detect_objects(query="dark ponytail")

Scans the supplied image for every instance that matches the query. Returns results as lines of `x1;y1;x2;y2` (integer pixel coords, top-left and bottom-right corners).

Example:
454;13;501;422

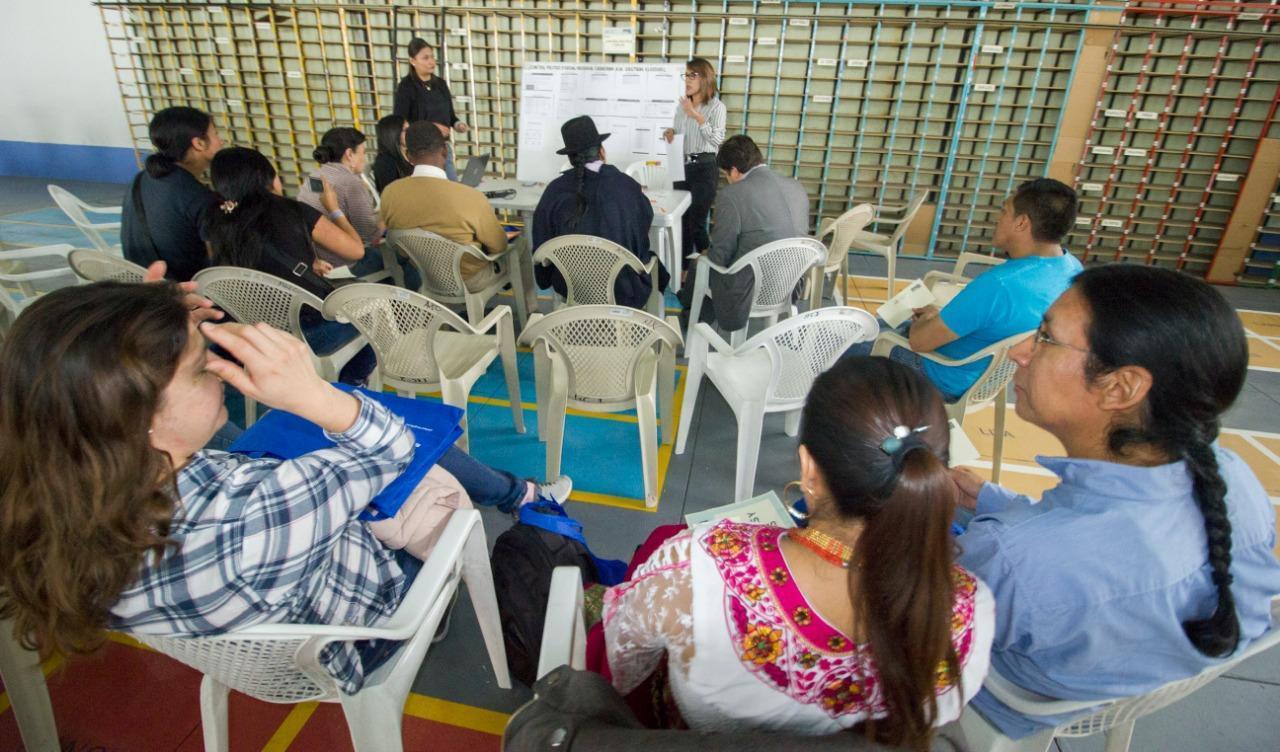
144;106;212;179
800;357;959;752
205;147;312;273
313;126;365;164
1074;264;1249;658
566;146;598;230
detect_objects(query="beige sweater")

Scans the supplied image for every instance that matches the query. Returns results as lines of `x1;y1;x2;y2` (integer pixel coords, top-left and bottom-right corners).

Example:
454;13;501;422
379;174;507;282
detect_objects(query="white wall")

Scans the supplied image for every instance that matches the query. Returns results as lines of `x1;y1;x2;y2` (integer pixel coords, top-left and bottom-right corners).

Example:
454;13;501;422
0;0;132;147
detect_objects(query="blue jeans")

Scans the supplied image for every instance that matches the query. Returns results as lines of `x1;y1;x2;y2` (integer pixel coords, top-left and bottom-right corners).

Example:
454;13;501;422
444;146;458;182
436;445;527;513
842;319;960;401
299;308;377;385
205;420;244;451
349;245;423;292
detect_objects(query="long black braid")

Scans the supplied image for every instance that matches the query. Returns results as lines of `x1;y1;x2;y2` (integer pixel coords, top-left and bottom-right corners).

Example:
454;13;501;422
1076;265;1248;658
566;146;599;231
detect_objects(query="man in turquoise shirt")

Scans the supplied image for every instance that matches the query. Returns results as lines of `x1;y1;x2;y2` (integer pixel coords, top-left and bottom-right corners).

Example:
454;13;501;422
899;178;1082;400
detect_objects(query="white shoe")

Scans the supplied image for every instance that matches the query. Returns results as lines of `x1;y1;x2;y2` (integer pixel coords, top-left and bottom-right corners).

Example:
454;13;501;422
536;475;573;504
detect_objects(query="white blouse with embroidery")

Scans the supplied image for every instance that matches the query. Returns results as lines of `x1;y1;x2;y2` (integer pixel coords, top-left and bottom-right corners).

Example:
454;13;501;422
602;521;995;734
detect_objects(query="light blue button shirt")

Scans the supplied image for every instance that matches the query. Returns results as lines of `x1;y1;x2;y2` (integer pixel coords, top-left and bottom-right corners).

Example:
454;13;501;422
957;447;1280;738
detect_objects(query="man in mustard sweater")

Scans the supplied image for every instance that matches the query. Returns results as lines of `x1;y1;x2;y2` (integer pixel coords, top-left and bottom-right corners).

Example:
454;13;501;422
379;121;507;291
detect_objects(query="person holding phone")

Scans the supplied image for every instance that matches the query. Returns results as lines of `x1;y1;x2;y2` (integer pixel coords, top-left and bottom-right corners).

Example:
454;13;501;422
298;127;420;289
663;58;727;260
393;38;467;181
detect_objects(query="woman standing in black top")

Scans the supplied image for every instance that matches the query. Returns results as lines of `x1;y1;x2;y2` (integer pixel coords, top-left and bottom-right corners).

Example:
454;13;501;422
371;115;412;194
203;147;375;386
393;38;467;179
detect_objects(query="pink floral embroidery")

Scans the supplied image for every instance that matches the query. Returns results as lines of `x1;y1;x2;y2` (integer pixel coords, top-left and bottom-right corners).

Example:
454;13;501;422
699;520;980;720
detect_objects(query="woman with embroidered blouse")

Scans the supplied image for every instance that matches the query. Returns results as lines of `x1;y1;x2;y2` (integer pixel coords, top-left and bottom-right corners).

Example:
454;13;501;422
603;356;994;750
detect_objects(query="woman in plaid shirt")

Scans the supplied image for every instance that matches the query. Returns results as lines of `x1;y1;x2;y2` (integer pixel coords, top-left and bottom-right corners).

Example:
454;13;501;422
0;281;558;693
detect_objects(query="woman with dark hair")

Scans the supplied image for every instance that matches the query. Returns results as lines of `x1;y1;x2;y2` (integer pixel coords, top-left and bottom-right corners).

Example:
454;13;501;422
954;264;1280;740
662;57;727;259
603;356;993;748
121;106;223;281
0;282;570;696
203;146;375;385
372;114;412;193
532;116;669;309
393;37;467;179
297;127;418;289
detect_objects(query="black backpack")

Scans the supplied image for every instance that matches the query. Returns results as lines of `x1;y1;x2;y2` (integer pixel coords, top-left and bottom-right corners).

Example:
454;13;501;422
491;522;600;687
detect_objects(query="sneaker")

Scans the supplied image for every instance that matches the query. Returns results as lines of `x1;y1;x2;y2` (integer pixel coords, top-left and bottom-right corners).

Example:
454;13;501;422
535;475;573;505
432;587;460;644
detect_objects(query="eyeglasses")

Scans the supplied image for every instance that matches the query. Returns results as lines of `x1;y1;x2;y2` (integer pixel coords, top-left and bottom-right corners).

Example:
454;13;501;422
1031;326;1088;354
681;72;701;79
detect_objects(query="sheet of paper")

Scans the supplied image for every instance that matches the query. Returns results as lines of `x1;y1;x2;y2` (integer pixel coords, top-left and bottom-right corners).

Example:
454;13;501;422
685;491;796;528
524;95;554;117
631;125;654;155
947;418;981;468
614;98;643;118
647;69;679;100
666;133;685;182
876;278;937;328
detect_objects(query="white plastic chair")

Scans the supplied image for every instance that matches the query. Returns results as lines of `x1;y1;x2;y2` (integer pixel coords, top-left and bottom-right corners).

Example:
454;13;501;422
848;192;928;302
0;618;59;752
0;244;78;338
686;237;826;347
132;509;510;752
68;248;147;283
624;160;678;294
677;307;880;501
811;203;874;308
387;229;518;326
624;159;671;193
871;328;1031;483
194;266;368;426
322;284;524;453
921;251;1005;308
960;599;1280;752
47;185;123;255
536;566;588;679
532;234;663;317
519;306;683;508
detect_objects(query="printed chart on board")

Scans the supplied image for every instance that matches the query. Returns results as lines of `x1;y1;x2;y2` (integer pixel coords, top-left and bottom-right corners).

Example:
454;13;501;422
516;61;684;184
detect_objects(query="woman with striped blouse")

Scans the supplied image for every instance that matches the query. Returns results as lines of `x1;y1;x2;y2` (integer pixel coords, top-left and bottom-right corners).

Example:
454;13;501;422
663;57;727;260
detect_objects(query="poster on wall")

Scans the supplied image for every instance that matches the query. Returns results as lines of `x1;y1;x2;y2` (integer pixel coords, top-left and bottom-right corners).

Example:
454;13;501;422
517;61;684;184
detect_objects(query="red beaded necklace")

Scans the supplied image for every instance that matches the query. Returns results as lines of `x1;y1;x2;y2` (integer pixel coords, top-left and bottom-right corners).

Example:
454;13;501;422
789;527;854;569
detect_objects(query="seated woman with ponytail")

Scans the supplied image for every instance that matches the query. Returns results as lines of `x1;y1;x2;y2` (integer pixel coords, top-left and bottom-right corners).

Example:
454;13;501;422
953;264;1280;739
532;116;670;309
203;146;376;385
121;106;223;281
602;357;994;749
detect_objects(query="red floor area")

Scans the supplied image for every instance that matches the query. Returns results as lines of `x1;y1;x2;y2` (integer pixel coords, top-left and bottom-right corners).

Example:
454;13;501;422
0;640;502;752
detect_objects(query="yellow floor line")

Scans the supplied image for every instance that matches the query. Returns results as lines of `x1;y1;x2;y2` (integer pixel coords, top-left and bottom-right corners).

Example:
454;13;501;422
260;701;320;752
402;693;509;736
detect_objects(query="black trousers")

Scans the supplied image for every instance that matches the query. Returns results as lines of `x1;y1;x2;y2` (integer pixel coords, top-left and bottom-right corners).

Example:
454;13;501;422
674;159;718;257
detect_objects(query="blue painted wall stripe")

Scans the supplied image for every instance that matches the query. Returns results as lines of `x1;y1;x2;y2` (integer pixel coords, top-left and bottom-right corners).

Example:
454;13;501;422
0;141;138;185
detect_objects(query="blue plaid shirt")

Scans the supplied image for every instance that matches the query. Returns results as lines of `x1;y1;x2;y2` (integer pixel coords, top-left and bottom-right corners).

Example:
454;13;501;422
110;393;416;694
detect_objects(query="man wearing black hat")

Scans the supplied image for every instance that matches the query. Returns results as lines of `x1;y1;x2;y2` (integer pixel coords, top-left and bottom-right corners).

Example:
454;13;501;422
532;116;670;309
379;121;508;291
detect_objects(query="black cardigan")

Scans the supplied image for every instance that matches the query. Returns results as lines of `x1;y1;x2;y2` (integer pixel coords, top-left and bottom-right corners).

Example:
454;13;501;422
392;73;459;127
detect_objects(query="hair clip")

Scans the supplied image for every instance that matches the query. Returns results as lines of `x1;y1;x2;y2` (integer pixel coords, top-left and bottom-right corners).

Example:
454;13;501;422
880;424;929;455
219;200;238;215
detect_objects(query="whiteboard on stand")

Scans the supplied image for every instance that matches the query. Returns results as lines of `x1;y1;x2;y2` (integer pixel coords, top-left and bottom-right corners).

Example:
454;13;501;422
517;61;685;185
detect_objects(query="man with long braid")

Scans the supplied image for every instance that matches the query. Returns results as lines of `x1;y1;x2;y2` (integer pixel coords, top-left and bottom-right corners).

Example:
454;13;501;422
532;116;668;309
951;264;1280;740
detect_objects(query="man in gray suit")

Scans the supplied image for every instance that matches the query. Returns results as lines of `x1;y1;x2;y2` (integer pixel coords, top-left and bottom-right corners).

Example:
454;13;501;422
678;134;811;332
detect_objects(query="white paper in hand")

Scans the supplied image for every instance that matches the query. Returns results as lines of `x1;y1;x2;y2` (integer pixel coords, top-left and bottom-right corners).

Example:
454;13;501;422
947;418;981;468
876;278;937;329
684;490;796;528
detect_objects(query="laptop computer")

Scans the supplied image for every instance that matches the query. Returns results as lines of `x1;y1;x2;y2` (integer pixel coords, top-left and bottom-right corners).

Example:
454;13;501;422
458;153;490;187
